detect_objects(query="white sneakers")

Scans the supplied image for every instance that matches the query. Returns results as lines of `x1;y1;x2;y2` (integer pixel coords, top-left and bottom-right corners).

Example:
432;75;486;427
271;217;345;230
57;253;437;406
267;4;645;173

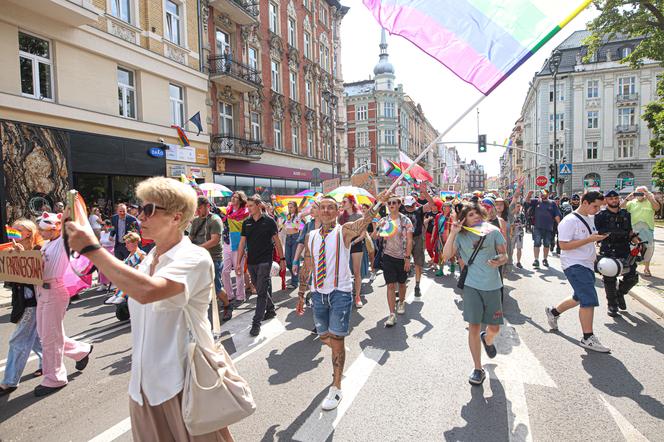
544;307;559;331
321;386;343;411
105;294;126;305
355;299;363;308
396;301;406;315
580;335;610;353
385;313;397;327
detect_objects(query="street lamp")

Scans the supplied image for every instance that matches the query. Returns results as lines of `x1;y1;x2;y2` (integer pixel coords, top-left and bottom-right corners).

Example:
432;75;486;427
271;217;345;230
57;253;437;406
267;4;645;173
548;49;562;194
322;90;339;178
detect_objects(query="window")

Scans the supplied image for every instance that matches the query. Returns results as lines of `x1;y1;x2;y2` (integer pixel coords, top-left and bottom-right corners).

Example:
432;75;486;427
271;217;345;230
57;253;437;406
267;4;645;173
305;80;313;107
549;83;564;101
618;107;635;126
303;32;311;59
356;104;367;120
269;2;278;33
618;77;636;96
383;102;395;118
248;47;258;71
274;120;283;150
250;112;261;141
170;84;185;126
384;129;396;145
219;101;233;135
549;143;563;162
19;32;53;100
586;141;598;159
289;71;298;100
319;4;328;26
618;139;634;158
356;130;369;148
319;44;329;71
549;113;564;131
621;47;632;58
117;67;136;118
215;30;229;57
307;128;314;157
288;18;296;47
587;80;599;98
111;0;131;22
587;111;599;129
271;60;281;92
165;1;181;46
291;126;300;154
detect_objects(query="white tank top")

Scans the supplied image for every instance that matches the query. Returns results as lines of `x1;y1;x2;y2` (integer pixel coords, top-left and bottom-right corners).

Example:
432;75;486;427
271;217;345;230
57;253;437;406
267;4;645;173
308;224;352;294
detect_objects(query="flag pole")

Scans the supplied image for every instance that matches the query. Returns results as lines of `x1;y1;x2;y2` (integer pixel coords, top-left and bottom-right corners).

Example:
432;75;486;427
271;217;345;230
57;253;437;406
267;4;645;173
381;93;488;201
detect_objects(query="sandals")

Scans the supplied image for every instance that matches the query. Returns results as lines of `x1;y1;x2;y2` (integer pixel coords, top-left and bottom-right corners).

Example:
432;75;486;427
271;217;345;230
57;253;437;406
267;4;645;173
643;270;652;277
33;369;43;377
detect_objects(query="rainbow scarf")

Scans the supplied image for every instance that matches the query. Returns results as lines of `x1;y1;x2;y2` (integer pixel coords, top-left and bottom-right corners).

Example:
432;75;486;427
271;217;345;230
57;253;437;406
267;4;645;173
221;206;249;251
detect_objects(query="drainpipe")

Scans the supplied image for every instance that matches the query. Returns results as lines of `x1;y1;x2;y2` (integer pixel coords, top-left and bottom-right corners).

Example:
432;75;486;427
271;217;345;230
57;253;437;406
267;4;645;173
197;0;204;72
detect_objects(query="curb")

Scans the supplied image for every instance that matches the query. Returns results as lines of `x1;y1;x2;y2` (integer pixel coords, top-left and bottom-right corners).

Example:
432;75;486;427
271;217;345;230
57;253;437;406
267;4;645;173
629;285;664;318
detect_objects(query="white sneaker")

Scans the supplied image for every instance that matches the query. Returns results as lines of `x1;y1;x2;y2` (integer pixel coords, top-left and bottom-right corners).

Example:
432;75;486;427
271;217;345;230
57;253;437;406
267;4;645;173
580;335;610;353
355;299;363;308
385;313;397;327
111;295;126;305
321;386;343;411
545;307;559;331
396;301;406;315
104;295;117;305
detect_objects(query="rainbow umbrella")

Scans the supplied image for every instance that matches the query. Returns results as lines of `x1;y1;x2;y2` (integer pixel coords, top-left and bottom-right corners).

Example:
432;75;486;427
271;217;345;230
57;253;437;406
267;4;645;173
327;186;376;206
199;182;233;198
296;189;318;197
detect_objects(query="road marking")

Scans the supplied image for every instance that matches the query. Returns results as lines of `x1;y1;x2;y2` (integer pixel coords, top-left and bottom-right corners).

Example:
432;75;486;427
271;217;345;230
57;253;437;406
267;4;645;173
598;394;649;441
88;418;132;442
488;321;557;442
292;346;385;442
405;277;433;304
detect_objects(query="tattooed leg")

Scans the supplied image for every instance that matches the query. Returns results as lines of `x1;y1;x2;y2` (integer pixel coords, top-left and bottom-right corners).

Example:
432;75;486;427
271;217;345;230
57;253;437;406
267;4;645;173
329;335;346;389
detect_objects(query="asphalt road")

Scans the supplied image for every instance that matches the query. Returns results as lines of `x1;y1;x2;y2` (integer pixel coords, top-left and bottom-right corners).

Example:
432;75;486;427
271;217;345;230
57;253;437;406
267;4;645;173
1;236;663;442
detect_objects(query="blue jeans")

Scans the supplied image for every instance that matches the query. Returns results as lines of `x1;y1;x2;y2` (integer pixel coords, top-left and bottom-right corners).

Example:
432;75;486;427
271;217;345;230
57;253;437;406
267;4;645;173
3;306;43;387
311;290;353;337
285;233;299;286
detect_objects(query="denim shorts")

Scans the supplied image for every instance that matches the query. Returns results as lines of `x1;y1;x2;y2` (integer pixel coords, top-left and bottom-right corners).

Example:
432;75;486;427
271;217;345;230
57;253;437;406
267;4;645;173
564;264;599;307
311;290;353;337
213;260;223;294
532;227;553;248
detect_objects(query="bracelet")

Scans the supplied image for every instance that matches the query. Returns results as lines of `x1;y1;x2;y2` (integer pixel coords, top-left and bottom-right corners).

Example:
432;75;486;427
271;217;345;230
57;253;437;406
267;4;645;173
80;243;102;255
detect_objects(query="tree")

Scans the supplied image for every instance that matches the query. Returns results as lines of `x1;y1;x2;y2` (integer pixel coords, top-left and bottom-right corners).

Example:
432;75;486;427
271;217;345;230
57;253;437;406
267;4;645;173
585;1;664;190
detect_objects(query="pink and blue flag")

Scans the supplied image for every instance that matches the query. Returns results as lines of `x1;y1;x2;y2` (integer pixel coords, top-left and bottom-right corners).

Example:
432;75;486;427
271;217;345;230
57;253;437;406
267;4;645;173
363;0;592;95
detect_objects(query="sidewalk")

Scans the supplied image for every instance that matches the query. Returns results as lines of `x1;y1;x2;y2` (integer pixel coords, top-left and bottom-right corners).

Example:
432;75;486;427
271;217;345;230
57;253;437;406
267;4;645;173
629;225;664;318
1;285;10;308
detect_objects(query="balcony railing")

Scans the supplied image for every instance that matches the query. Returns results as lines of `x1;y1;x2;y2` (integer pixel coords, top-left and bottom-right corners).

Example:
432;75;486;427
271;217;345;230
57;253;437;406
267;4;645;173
616;93;639;103
616;124;638;134
208;56;261;93
209;0;259;25
210;134;263;160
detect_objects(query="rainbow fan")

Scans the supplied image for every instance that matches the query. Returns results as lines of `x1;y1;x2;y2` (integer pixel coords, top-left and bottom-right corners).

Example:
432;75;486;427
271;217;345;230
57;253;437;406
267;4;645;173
379;220;398;238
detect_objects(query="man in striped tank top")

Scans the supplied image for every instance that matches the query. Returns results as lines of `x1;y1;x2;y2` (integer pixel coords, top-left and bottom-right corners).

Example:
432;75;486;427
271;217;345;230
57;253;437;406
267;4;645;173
297;191;390;411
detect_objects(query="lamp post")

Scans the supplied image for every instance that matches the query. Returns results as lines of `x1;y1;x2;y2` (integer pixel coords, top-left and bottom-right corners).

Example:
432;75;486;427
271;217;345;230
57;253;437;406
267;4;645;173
548;49;562;195
322;90;339;179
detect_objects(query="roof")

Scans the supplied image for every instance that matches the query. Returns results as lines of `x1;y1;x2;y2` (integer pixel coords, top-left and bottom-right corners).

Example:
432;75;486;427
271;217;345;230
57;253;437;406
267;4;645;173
344;80;374;96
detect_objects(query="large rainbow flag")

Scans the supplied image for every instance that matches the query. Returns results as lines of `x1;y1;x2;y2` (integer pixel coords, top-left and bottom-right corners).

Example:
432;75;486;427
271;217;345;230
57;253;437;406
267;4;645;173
363;0;592;95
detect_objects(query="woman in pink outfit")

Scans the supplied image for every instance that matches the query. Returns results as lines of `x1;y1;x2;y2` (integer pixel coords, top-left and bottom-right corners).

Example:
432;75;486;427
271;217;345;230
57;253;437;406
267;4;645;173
34;212;93;397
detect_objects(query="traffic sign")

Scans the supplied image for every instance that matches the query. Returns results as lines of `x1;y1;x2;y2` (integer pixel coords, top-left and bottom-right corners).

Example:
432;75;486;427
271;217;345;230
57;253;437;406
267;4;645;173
536;175;548;187
559;163;573;175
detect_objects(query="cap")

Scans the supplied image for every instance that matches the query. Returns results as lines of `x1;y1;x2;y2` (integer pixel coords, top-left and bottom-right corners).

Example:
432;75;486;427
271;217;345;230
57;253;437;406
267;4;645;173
571;194;581;200
604;189;620;198
481;197;495;207
404;196;417;207
495;197;505;203
197;196;210;206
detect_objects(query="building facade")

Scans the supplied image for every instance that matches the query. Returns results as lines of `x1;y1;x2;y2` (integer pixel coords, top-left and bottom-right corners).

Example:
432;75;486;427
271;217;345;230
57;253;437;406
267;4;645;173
205;0;348;196
519;30;662;194
466;159;486;191
344;29;438;190
0;0;210;223
436;143;465;193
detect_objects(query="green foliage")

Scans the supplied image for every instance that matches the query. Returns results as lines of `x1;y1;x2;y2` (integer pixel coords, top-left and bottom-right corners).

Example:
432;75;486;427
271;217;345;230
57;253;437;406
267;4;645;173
652;157;664;191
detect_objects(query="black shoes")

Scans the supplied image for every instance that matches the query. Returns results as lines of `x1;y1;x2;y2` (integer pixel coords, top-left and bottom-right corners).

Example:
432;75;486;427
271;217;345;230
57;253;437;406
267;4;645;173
618;295;627;310
0;386;17;396
250;323;261;337
532;260;540;269
516;262;523;269
34;384;66;397
222;304;233;322
468;368;486;386
414;285;421;297
480;331;497;358
607;305;619;317
76;345;93;371
263;310;277;321
542;259;549;267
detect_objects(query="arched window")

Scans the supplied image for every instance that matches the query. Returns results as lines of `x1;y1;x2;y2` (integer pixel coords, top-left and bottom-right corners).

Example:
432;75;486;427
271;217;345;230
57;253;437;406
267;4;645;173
617;171;634;190
584;172;601;188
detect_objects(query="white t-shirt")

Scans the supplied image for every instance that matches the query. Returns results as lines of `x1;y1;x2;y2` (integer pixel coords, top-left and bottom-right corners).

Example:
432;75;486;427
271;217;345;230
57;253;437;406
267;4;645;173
89;214;101;230
558;211;597;270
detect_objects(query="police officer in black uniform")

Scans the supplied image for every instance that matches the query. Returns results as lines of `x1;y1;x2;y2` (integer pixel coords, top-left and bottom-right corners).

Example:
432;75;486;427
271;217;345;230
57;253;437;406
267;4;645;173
594;190;640;317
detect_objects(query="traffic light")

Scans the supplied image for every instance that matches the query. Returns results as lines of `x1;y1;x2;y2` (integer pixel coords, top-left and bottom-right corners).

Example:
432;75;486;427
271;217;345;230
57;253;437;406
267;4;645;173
478;134;487;153
549;164;556;184
550;176;556;184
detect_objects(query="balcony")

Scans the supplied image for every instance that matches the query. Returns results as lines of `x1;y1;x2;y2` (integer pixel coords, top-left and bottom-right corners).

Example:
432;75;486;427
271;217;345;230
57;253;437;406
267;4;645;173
616;93;639;105
616;124;638;134
209;0;259;25
210;134;263;161
7;0;100;26
208;57;261;93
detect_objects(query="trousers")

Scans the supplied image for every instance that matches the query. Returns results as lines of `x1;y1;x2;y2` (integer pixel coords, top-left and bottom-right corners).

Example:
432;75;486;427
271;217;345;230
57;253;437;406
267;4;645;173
248;262;274;326
603;262;638;307
2;306;42;387
36;282;91;387
222;247;245;301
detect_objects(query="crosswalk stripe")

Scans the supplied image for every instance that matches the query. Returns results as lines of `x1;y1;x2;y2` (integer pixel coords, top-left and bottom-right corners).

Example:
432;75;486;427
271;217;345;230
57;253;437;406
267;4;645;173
598;394;649;441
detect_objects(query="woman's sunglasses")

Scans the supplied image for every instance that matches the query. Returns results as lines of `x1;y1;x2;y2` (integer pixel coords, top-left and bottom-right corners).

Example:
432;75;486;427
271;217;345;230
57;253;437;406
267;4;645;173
387;201;400;206
143;203;166;218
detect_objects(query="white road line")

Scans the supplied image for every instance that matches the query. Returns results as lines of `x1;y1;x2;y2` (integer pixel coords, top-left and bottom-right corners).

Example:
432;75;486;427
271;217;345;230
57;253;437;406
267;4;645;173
598;394;649;442
88;418;132;442
292;346;385;442
406;277;433;304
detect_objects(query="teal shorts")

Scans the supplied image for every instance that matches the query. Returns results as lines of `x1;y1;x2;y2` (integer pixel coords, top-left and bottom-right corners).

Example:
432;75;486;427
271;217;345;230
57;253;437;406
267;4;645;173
462;286;504;325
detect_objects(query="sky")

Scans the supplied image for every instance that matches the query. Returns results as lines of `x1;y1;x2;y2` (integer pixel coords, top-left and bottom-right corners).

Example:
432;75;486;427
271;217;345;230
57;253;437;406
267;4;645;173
339;2;600;177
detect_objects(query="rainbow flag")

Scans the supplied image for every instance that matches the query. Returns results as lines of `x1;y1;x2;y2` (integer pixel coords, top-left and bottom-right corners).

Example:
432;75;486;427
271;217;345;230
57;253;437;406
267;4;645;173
363;0;592;95
171;125;190;146
5;226;21;240
383;159;413;183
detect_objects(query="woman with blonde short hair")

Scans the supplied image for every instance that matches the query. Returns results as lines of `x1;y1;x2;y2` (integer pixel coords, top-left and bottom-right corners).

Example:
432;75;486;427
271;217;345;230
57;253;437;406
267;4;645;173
65;177;234;441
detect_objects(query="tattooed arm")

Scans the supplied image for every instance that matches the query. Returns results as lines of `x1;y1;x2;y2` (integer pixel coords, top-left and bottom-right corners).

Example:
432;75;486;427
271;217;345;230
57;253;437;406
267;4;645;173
342;190;390;247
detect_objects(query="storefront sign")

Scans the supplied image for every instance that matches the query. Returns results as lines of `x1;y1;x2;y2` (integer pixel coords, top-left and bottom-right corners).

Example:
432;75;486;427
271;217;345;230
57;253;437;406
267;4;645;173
608;163;644;170
189;167;203;177
0;249;43;285
170;164;187;177
147;147;165;158
166;144;196;163
195;148;208;165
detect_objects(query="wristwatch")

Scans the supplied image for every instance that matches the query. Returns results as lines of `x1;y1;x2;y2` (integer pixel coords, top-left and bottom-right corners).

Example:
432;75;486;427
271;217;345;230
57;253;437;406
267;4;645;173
80;243;102;255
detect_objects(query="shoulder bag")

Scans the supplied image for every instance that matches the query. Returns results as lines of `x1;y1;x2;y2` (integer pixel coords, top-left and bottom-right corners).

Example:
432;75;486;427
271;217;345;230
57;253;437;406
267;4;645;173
457;235;486;290
181;274;256;436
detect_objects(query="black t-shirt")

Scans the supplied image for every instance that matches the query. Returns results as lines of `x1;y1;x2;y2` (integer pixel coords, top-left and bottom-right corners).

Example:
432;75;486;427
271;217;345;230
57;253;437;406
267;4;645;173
241;214;278;265
401;206;425;236
424;211;436;234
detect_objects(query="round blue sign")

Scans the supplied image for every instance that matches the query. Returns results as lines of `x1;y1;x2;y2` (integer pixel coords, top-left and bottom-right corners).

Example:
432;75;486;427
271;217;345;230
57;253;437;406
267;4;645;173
148;147;165;158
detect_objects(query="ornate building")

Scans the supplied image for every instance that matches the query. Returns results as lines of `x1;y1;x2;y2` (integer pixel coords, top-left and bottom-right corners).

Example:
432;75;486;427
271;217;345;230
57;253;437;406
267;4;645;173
204;0;348;195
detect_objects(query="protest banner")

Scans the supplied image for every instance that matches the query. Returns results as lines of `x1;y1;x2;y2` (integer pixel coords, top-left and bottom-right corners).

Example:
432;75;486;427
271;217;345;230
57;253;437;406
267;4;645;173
0;249;43;285
322;178;341;194
350;172;378;197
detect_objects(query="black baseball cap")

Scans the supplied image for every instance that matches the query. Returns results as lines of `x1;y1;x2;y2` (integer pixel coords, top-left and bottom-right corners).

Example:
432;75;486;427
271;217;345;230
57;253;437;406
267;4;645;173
604;190;620;198
571;194;580;200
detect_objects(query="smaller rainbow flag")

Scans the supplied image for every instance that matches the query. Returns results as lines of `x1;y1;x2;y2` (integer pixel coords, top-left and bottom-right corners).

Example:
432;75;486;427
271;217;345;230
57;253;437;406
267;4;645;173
383;159;413;183
5;226;21;240
171;125;190;146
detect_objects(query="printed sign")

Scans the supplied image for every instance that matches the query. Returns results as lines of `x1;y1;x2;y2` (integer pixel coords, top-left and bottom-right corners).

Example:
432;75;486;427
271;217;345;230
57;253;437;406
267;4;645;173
0;249;43;285
165;144;196;163
350;172;378;197
536;176;548;187
322;178;341;194
147;147;165;158
559;163;572;175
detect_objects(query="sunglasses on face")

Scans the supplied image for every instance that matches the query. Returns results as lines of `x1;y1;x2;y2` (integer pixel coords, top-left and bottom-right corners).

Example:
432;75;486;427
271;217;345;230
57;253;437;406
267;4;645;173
143;203;166;218
388;201;400;206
